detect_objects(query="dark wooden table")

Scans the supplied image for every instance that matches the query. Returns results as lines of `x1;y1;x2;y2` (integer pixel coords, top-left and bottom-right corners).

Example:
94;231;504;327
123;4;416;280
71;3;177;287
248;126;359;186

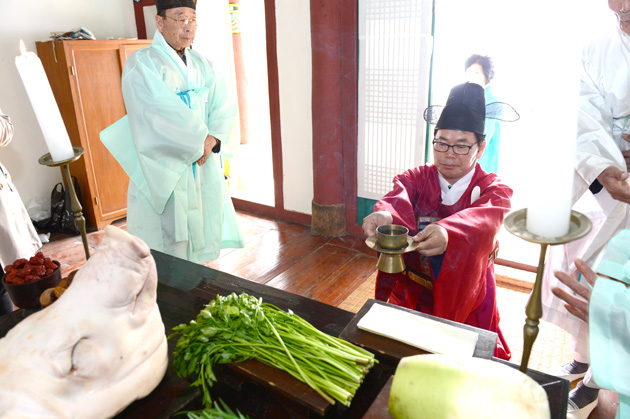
0;250;568;418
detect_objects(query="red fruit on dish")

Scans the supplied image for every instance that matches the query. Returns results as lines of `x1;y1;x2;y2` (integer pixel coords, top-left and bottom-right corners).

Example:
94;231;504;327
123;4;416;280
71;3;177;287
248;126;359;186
44;260;58;270
2;253;59;287
13;258;27;269
33;265;47;277
29;256;45;266
5;270;17;284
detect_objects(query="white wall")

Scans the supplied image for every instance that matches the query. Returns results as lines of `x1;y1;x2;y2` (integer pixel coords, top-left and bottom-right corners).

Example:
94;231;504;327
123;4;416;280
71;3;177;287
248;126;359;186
0;0;314;219
0;0;136;208
275;0;314;215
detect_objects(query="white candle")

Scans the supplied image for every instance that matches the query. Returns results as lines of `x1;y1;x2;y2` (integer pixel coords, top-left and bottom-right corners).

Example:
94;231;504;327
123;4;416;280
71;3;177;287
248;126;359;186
525;7;579;238
15;40;75;162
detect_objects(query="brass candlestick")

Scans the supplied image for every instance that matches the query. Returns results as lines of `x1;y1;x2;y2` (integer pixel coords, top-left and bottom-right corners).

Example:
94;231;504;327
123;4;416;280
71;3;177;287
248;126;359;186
38;146;90;260
504;208;591;372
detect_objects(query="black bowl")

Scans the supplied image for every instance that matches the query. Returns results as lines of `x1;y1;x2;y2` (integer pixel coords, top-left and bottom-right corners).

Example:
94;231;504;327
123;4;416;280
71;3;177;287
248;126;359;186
1;261;62;309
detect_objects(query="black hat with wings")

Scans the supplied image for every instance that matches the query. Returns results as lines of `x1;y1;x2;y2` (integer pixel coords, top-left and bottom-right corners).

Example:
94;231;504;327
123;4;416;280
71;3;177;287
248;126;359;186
424;82;520;136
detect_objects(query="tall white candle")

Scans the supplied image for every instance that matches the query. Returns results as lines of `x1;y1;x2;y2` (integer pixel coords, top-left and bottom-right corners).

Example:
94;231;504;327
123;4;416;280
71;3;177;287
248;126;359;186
525;6;579;238
15;40;75;162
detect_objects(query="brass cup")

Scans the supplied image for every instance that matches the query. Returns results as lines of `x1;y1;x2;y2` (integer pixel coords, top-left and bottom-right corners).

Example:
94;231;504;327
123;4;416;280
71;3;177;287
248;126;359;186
376;224;409;250
376;253;406;274
374;224;409;274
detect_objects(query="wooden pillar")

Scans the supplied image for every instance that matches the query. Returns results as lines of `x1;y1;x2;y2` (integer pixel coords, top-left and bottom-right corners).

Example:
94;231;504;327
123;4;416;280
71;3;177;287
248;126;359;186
229;0;250;145
310;0;345;236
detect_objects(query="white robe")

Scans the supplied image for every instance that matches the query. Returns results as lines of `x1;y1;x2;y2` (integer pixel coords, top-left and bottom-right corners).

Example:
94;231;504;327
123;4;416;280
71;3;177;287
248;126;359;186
101;31;243;263
541;26;630;348
0;110;41;268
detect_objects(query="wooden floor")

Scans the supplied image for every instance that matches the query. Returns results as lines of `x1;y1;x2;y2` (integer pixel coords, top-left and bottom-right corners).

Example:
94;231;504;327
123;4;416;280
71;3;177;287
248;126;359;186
42;210;379;308
204;211;378;307
39;209;618;419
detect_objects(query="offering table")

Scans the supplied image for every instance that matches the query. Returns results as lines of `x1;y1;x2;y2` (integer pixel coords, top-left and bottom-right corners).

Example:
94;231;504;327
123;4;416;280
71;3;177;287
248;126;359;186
0;250;568;418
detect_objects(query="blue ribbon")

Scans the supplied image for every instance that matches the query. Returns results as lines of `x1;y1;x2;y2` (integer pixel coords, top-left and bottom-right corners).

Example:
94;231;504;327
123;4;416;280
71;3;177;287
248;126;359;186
177;89;196;178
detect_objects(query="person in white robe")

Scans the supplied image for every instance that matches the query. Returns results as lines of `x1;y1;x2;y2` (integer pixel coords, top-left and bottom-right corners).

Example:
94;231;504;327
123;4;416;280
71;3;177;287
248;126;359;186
552;229;630;419
101;0;244;263
0;108;42;314
542;1;630;417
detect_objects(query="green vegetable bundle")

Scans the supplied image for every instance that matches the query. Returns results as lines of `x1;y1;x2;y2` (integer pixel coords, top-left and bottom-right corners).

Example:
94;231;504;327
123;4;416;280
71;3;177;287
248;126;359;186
181;399;251;419
170;292;376;407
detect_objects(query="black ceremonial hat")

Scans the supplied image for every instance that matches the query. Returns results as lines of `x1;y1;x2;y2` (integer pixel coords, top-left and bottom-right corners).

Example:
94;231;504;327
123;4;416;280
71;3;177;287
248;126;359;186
156;0;197;13
437;83;486;135
424;82;520;136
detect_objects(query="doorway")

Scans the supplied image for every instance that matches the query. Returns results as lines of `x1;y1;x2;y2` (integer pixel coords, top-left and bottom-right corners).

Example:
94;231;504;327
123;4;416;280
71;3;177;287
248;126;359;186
222;1;275;207
195;1;275;207
132;1;276;208
430;0;617;269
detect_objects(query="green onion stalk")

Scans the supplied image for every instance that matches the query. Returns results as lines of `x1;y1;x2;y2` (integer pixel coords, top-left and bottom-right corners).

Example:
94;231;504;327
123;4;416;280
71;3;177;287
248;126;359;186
178;399;251;419
169;292;377;408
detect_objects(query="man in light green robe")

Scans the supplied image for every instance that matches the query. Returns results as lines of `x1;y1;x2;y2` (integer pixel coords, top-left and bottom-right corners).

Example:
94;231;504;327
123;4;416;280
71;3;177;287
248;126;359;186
101;0;243;263
553;229;630;419
589;230;630;419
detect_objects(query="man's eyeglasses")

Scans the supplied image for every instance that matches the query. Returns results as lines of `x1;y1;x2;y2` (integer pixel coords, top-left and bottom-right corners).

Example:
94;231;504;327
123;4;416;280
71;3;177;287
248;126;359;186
432;140;478;155
166;16;198;28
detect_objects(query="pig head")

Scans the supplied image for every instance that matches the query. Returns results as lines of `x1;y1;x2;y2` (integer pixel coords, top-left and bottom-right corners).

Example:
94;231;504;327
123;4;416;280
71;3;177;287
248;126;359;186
0;226;168;419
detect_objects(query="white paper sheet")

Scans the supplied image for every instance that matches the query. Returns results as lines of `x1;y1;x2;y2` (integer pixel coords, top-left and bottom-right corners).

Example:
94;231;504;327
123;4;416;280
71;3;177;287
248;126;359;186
357;303;479;357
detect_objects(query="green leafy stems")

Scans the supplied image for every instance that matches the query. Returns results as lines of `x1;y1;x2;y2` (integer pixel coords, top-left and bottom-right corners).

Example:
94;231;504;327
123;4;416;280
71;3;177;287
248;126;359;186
169;292;377;408
178;399;251;419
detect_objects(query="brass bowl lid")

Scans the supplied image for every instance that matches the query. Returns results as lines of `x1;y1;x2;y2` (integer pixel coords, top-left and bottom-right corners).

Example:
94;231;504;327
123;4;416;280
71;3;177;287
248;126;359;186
366;235;420;254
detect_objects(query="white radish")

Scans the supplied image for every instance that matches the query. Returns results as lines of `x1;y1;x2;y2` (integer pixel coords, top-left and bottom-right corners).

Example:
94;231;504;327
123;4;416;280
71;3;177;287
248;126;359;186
389;354;550;419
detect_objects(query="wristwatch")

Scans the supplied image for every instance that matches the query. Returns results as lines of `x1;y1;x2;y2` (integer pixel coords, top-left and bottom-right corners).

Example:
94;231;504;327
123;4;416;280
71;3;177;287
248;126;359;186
212;139;221;153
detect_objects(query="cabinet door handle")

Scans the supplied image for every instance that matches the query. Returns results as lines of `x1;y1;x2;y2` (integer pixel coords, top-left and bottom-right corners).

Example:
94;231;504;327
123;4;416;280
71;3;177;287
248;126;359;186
94;196;99;206
70;66;76;76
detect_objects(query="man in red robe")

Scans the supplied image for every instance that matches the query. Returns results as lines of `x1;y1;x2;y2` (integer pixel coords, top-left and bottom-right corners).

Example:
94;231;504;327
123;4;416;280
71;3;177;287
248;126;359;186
363;82;513;360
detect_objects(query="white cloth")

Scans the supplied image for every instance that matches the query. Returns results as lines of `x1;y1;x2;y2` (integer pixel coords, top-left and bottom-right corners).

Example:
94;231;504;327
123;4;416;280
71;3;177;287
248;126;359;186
438;167;474;205
541;26;630;354
0;111;13;148
0;109;42;267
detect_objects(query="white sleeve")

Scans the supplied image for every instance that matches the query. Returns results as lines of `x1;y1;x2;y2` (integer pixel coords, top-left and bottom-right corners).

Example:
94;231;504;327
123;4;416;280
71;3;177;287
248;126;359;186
0;109;14;148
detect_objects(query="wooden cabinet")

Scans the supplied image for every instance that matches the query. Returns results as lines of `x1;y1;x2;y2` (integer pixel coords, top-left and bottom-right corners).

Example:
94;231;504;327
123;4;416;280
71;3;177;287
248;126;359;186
35;39;151;230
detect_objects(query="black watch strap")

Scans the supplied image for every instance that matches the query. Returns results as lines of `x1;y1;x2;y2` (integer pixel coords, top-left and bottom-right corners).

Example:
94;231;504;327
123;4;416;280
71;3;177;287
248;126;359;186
212;139;221;153
589;178;603;194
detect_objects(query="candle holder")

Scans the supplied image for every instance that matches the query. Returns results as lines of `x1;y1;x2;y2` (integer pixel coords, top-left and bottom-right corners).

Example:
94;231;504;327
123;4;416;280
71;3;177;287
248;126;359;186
504;208;591;372
38;146;90;260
